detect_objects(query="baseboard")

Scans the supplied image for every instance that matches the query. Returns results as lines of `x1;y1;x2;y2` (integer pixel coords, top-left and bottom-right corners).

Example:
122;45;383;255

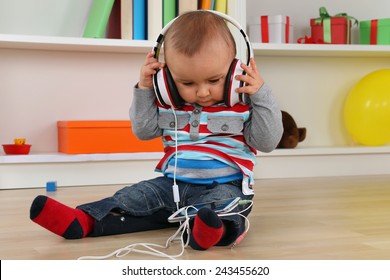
1;147;389;189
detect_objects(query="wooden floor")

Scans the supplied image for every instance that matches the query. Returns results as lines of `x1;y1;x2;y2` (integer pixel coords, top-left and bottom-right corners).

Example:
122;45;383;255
1;175;390;260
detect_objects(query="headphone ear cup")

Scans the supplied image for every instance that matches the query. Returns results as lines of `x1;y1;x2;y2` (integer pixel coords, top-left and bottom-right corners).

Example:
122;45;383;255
223;59;247;107
153;66;184;109
153;69;167;106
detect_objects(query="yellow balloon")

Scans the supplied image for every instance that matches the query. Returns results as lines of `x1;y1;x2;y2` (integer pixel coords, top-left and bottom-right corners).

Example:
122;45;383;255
344;69;390;146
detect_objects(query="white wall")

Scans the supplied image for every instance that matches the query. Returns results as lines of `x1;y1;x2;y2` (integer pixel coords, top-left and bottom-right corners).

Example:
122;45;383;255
256;56;390;147
0;49;143;152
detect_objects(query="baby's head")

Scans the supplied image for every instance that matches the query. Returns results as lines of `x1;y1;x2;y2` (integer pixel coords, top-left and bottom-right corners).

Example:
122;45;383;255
163;10;236;61
162;11;237;107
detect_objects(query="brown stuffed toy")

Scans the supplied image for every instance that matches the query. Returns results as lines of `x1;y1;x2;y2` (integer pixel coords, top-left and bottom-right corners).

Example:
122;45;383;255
277;111;307;148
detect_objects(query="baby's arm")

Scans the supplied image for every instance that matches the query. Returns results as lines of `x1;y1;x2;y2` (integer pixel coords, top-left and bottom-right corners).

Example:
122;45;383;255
138;51;164;89
236;59;283;152
129;52;164;140
243;84;283;152
235;58;264;96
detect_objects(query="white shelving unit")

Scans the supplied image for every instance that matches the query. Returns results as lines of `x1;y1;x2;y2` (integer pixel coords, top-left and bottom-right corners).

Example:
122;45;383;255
2;34;390;56
0;34;154;53
1;0;390;189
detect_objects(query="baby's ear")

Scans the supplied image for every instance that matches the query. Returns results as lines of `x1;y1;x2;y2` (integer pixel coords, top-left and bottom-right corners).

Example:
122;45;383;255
298;128;307;142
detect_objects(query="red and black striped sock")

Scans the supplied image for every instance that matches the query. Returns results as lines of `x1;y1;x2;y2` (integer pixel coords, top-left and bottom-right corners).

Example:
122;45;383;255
189;207;225;250
30;195;94;239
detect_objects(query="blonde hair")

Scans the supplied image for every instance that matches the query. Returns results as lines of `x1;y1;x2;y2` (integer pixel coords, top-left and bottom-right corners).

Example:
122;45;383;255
163;10;236;60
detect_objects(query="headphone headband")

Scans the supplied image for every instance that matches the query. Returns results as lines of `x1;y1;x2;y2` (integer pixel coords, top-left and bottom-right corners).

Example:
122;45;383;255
152;10;254;65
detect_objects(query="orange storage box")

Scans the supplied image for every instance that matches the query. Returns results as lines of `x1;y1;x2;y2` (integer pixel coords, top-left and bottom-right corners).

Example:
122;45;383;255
57;120;163;154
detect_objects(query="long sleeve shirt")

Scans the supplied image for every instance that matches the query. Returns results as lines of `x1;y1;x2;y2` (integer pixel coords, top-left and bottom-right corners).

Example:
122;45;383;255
130;83;283;195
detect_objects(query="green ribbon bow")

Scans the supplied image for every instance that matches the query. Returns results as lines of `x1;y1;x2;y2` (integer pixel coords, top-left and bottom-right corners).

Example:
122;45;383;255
314;7;358;43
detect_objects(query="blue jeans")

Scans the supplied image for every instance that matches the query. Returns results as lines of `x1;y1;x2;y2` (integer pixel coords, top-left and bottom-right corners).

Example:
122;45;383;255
78;176;253;246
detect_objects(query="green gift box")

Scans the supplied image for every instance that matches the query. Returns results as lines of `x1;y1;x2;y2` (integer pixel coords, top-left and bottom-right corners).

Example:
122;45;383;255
360;18;390;45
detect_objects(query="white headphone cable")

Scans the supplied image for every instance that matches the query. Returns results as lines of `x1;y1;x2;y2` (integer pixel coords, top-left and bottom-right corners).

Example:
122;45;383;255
77;207;193;260
168;102;180;211
77;202;252;260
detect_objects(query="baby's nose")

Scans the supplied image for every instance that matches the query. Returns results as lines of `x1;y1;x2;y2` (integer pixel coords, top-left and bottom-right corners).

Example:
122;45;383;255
196;87;209;97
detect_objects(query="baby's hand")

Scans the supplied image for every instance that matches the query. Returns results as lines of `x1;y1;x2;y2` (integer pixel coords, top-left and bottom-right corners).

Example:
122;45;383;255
138;51;163;89
235;58;264;96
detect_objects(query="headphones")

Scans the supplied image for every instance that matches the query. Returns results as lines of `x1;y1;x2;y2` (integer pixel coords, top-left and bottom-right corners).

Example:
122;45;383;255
152;10;254;109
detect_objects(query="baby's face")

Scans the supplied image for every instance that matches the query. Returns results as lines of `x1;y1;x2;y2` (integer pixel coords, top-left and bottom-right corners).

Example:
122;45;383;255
166;44;234;107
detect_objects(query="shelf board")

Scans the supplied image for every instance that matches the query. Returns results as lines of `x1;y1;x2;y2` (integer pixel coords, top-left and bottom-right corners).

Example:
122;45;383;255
1;34;389;57
258;146;390;156
1;146;389;164
0;152;164;164
2;146;389;189
0;34;154;53
252;43;390;57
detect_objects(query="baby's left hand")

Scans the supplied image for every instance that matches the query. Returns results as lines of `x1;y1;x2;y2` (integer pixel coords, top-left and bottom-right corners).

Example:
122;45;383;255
235;58;264;96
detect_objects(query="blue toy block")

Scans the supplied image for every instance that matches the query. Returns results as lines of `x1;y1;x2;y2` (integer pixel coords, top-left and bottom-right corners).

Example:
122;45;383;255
46;181;57;192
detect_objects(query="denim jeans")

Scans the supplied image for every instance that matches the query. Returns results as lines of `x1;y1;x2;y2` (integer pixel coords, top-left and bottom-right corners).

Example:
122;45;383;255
78;176;253;245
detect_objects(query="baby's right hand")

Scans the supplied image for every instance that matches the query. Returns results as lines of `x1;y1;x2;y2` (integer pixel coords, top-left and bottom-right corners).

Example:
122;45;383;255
138;51;163;89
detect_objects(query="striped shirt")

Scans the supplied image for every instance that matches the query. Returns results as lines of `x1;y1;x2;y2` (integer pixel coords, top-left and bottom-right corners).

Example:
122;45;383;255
130;84;283;196
154;103;256;194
